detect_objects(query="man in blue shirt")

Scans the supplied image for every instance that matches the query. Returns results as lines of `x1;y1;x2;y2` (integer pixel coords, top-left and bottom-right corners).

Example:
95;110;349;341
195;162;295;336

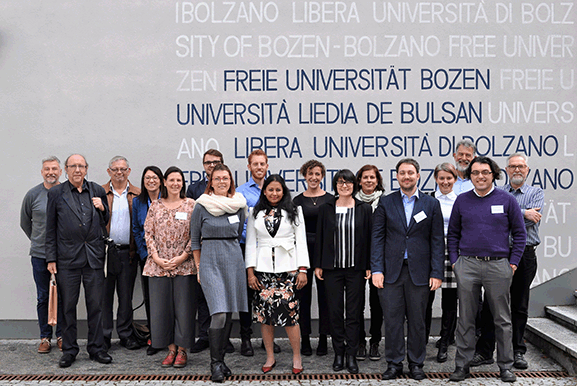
237;149;277;356
188;149;227;354
472;153;544;371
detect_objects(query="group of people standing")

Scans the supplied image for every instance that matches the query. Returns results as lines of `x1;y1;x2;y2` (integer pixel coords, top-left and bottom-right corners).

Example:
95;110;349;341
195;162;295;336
21;138;543;383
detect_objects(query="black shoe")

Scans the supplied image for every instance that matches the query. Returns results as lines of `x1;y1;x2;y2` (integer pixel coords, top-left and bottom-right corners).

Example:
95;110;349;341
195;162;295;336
225;339;234;354
368;342;381;361
513;352;528;369
120;336;141;350
261;340;281;353
211;361;225;383
103;337;111;351
191;338;210;353
449;367;470;381
301;335;312;356
346;354;359;374
356;341;367;361
410;365;426;380
240;338;254;356
89;351;112;364
470;352;494;367
382;366;402;380
147;345;160;356
58;354;76;368
500;369;517;382
437;344;448;363
332;354;345;371
316;335;328;356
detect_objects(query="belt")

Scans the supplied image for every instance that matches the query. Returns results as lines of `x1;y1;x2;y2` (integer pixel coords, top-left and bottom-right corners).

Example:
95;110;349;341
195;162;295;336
202;237;239;240
466;256;505;261
525;245;537;252
111;244;130;250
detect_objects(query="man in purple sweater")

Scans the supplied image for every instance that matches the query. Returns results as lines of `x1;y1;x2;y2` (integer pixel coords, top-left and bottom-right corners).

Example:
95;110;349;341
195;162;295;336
447;156;526;383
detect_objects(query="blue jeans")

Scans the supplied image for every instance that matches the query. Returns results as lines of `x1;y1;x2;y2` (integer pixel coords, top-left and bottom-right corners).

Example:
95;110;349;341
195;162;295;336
31;257;63;339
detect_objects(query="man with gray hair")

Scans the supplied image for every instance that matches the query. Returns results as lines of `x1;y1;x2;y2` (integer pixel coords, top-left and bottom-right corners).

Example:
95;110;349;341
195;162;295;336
102;156;141;350
471;153;544;370
20;156;64;354
452;139;476;195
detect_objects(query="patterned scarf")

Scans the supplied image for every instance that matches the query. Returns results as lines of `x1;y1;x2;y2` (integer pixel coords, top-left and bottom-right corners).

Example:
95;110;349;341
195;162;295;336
355;190;384;212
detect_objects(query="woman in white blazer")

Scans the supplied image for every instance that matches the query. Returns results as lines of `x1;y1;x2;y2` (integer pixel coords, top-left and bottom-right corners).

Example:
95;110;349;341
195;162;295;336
245;174;309;375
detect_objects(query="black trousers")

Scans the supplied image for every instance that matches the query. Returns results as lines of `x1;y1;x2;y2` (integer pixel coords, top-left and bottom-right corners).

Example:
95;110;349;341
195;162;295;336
359;280;383;344
57;264;105;356
102;247;137;340
475;247;538;356
426;287;458;343
237;243;253;340
324;268;365;356
381;264;430;367
138;259;151;329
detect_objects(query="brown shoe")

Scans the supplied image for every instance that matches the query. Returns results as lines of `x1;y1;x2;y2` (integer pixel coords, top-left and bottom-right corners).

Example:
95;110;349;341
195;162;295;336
161;350;177;368
38;338;51;354
173;350;187;368
57;337;63;351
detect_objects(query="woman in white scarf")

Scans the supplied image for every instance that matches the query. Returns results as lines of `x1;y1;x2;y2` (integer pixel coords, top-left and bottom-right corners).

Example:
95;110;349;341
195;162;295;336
353;165;385;361
190;164;247;382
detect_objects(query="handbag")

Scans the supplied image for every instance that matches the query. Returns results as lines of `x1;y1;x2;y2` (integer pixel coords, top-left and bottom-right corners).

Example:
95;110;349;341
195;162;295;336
48;273;58;326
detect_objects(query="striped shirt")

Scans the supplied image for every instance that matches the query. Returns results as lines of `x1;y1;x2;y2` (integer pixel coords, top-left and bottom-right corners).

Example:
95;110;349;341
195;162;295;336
499;183;544;246
334;207;354;268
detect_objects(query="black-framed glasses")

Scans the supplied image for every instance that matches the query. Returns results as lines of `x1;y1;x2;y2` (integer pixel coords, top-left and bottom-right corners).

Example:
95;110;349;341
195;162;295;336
203;160;222;166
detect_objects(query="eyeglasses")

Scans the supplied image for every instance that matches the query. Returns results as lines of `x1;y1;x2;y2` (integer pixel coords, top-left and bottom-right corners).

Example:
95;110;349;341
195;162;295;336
66;164;87;170
213;177;230;183
110;168;128;173
203;160;222;166
336;181;353;187
507;165;527;171
144;176;159;181
470;170;492;176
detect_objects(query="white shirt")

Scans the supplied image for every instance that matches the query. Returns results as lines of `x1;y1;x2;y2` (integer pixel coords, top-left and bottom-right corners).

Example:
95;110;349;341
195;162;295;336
435;189;457;236
109;183;131;245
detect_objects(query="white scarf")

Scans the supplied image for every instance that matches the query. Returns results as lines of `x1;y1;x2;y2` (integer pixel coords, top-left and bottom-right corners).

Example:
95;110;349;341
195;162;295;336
355;190;384;212
196;192;247;217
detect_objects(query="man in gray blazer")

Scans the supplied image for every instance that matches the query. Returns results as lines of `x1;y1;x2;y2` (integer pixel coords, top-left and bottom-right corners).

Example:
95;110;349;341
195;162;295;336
371;158;445;380
46;154;112;368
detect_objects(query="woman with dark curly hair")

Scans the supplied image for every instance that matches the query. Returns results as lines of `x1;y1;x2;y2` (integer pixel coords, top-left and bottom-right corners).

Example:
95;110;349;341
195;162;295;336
245;174;310;374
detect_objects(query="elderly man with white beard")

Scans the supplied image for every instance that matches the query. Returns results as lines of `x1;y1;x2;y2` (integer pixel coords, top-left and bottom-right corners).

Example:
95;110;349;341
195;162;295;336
452;139;476;195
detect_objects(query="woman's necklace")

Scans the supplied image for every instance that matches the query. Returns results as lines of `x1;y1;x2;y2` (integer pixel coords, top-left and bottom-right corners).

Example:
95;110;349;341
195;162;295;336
310;196;319;206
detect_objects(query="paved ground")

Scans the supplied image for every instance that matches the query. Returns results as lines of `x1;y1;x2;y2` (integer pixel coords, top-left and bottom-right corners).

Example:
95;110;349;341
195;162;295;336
0;338;574;385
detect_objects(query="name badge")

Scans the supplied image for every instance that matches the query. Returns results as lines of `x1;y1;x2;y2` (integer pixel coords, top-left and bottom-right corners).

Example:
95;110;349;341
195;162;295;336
228;215;240;224
491;205;504;214
175;212;188;220
414;210;427;223
336;207;348;214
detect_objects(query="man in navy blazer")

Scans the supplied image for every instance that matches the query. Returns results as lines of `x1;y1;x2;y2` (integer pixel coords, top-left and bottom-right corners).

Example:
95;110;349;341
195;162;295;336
371;158;445;380
46;154;111;368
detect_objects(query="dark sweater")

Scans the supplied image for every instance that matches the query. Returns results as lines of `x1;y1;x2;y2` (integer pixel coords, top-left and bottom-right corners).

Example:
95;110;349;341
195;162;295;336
447;188;526;266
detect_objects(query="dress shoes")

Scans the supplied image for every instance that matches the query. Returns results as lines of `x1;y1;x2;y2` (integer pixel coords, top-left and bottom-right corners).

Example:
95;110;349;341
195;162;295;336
58;354;76;368
173;350;187;368
410;365;426;380
190;338;210;353
292;365;304;375
89;351;112;364
240;338;254;356
437;344;448;363
57;337;63;351
449;367;470;381
38;338;51;354
500;369;517;383
147;345;160;356
120;336;141;350
261;340;281;353
346;354;359;374
332;354;345;371
261;360;276;373
382;366;403;380
513;352;528;369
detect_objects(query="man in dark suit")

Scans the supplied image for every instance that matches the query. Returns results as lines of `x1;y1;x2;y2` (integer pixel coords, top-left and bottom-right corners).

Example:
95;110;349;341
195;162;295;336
46;154;112;368
371;158;445;380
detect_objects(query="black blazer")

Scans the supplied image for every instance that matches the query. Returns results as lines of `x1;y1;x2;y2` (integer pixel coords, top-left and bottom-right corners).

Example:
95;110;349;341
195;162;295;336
313;198;373;271
45;180;110;270
370;190;444;286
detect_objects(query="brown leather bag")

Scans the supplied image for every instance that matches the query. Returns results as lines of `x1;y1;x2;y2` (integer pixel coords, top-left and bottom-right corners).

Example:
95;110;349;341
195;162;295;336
48;274;57;326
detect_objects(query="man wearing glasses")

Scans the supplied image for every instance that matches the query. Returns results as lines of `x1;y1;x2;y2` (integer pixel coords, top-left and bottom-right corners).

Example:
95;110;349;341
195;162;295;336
102;156;141;351
472;153;544;371
188;149;231;354
46;154;111;367
447;156;526;382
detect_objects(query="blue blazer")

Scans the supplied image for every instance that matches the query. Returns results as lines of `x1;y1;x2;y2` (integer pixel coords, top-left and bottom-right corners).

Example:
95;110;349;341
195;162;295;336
186;179;207;200
370;190;444;286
